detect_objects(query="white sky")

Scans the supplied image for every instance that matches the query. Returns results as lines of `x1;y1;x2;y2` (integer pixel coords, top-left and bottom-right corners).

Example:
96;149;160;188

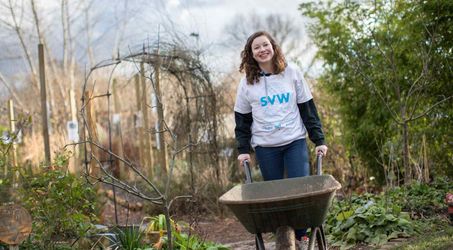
0;0;318;87
154;0;312;73
162;0;305;40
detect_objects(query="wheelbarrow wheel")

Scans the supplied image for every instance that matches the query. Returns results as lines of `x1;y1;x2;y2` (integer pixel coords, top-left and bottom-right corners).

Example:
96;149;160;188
275;226;295;250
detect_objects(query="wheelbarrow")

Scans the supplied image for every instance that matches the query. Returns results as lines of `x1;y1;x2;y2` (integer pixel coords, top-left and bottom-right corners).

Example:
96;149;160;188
219;154;341;250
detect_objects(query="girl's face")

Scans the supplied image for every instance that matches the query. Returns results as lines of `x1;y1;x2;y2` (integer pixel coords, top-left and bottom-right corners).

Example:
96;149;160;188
251;35;274;66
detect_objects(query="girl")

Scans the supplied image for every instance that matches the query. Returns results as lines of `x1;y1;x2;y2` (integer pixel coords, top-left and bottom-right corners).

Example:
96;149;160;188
234;30;327;241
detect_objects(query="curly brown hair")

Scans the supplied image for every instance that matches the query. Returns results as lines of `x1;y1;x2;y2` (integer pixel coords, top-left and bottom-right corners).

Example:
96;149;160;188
239;31;286;85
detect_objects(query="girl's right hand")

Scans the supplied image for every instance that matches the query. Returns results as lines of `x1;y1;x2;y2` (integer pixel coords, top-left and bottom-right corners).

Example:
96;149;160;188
237;154;251;166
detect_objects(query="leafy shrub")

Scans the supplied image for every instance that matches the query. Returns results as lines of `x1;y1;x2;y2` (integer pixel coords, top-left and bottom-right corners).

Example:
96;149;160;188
0;129;15;203
326;194;417;248
385;177;452;216
19;151;98;248
326;178;452;249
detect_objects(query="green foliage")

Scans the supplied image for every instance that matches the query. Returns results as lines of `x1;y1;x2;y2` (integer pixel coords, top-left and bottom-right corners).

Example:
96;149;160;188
145;214;178;233
112;226;146;250
300;0;453;181
326;177;451;248
0;129;15;203
172;233;229;250
142;214;228;250
157;233;229;250
385;177;452;216
19;151;98;248
326;194;417;249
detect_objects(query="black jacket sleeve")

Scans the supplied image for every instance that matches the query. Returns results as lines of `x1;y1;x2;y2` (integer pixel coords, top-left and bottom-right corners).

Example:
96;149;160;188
298;99;325;146
234;111;253;154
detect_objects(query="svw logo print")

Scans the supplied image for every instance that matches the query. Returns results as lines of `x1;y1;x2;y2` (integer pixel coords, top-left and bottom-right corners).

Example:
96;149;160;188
260;92;290;107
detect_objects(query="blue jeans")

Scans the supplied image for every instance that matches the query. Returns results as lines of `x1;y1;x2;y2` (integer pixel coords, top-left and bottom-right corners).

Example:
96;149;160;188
255;138;310;180
255;138;310;240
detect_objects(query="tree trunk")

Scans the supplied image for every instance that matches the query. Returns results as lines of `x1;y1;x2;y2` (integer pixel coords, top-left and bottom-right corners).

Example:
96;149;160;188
402;120;411;184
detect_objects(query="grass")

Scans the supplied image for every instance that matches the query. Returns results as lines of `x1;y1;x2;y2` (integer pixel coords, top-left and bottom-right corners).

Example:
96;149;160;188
393;221;453;250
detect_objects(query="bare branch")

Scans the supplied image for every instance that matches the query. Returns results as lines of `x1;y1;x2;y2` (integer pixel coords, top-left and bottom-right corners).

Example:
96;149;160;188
0;71;25;108
407;95;453;122
7;0;38;89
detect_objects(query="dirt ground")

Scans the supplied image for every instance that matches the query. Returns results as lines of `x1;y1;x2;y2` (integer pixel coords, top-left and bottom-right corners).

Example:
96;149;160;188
100;195;274;249
98;189;405;250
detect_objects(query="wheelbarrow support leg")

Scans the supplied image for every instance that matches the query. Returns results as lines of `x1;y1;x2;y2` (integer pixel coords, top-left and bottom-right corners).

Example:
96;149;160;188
316;226;326;250
308;227;317;250
319;225;327;249
308;227;327;250
255;233;265;250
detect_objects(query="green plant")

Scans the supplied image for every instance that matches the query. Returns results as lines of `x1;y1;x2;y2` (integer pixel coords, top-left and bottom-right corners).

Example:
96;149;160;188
326;194;417;249
386;177;452;216
141;215;227;250
19;150;98;248
173;233;229;250
156;232;228;250
112;225;146;250
0;128;14;203
145;214;179;234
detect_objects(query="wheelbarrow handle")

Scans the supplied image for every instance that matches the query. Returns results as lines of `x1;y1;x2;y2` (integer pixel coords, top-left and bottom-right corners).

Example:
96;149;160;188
243;160;253;184
316;153;323;176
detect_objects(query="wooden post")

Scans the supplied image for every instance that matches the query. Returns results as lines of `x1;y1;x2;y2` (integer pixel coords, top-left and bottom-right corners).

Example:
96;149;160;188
85;91;99;177
112;79;125;179
140;62;154;177
68;89;78;173
69;89;77;122
38;44;51;165
134;74;145;169
154;50;167;175
422;134;429;183
8;100;17;181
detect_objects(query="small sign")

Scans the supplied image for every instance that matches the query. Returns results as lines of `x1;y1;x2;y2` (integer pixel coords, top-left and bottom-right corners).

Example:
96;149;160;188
0;204;32;245
67;120;79;142
1;131;11;144
16;130;22;144
1;130;22;144
112;113;121;125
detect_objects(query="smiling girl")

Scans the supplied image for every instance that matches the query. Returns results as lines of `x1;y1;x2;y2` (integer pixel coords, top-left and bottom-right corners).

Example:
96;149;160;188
234;30;327;242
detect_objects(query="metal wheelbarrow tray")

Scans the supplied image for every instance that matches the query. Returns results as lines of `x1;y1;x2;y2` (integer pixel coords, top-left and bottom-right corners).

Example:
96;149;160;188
219;175;341;234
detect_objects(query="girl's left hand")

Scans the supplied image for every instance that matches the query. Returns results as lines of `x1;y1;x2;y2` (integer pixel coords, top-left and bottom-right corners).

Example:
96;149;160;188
315;145;328;156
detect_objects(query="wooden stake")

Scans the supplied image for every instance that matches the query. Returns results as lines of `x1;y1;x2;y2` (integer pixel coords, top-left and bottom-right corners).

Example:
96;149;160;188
135;74;145;169
112;79;125;179
69;89;77;122
422;134;429;183
140;62;154;177
68;89;79;173
8;100;17;180
154;50;167;175
38;44;51;165
85;91;99;177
